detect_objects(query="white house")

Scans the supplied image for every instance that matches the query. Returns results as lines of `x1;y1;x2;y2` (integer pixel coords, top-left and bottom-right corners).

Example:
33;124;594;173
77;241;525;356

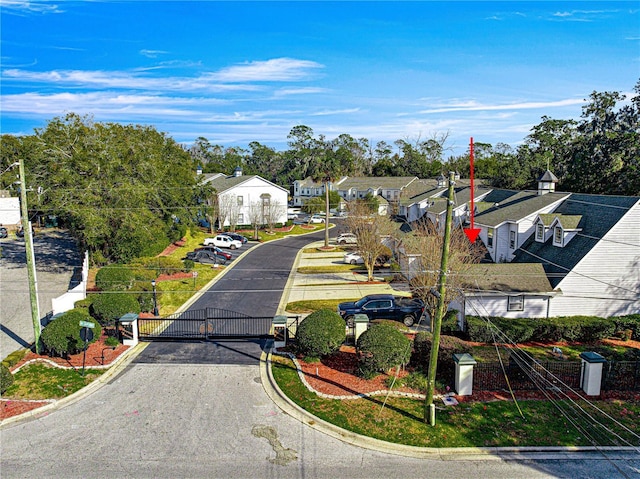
200;167;288;228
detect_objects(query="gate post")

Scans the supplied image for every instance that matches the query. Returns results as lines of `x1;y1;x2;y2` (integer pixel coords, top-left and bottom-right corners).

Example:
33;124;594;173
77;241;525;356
580;351;606;396
118;313;139;346
353;314;369;343
453;353;477;396
273;315;288;349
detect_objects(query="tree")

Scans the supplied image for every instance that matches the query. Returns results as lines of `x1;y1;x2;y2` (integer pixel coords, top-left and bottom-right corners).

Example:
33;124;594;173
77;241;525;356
247;200;263;240
344;201;395;281
264;198;286;232
27;113;201;263
405;222;484;331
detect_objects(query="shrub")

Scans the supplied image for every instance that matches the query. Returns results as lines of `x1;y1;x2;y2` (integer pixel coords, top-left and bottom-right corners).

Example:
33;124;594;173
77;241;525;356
411;333;471;385
356;323;411;377
614;315;639;341
90;292;141;327
0;363;14;394
95;266;134;291
41;309;102;356
134;256;183;276
73;297;94;311
1;349;29;369
295;309;346;358
182;259;195;272
440;309;460;335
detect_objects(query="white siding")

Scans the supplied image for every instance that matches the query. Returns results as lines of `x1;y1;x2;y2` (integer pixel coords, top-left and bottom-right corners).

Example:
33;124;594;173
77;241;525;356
220;177;288;227
548;201;640;317
462;295;551;319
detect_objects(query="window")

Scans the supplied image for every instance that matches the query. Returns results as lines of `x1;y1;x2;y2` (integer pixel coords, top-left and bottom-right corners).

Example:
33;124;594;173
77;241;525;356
508;295;524;311
536;223;544;242
510;231;516;249
487;228;494;248
238;213;244;224
237;196;243;206
554;226;563;246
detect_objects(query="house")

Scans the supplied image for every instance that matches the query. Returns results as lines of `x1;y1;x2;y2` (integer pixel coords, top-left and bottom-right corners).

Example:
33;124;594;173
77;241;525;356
291;176;418;212
199;167;288;228
395;170;640;319
512;193;640;317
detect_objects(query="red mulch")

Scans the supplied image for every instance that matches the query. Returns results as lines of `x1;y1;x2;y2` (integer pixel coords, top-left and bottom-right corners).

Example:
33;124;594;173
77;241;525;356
2;338;130;421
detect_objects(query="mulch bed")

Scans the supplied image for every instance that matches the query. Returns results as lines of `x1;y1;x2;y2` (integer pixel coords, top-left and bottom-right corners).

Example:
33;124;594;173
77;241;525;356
2;338;131;421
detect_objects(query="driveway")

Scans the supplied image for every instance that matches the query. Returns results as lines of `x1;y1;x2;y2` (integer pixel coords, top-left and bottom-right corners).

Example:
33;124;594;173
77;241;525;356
0;230;81;358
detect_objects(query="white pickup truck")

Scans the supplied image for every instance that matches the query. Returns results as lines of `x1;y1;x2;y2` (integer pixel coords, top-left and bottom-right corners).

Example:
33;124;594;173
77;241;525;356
203;234;242;250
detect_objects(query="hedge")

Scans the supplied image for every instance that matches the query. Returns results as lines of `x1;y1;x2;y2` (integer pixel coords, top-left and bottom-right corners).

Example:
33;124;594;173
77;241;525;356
465;314;631;344
90;292;141;327
95;266;134;291
41;309;102;356
356;323;411;377
295;309;346;358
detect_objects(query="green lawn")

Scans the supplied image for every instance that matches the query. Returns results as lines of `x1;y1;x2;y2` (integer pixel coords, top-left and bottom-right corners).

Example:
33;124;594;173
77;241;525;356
271;355;640;448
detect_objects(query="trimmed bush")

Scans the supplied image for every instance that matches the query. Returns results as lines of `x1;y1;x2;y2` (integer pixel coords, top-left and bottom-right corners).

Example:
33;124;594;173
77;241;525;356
411;333;471;385
95;266;134;291
90;292;141;327
295;309;346;358
0;363;14;394
41;309;102;356
182;259;195;272
356;323;411;377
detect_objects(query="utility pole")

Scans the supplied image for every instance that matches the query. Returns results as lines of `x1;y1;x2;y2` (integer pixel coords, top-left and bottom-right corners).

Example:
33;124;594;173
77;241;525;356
425;170;455;425
18;157;42;354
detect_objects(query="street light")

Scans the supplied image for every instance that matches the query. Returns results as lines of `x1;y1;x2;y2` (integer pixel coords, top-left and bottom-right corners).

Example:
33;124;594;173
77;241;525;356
151;279;159;317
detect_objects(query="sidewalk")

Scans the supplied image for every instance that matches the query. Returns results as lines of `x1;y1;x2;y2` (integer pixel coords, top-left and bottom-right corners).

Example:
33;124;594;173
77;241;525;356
278;241;408;312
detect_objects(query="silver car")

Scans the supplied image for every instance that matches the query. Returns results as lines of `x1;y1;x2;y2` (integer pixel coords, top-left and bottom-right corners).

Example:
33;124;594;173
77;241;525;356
336;233;357;245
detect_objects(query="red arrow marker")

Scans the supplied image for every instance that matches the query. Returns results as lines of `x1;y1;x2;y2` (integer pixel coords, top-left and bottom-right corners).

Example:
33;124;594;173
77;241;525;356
464;137;481;243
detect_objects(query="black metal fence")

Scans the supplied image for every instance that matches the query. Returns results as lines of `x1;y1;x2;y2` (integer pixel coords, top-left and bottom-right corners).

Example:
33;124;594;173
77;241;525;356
473;359;640;392
602;361;640;391
138;308;275;340
474;360;583;391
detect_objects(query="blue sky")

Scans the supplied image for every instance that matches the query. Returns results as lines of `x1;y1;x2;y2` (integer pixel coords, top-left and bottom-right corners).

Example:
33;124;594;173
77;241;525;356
1;1;638;157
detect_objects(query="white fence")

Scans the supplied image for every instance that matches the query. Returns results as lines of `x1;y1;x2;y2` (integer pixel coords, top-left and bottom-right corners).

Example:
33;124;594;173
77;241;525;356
51;251;89;315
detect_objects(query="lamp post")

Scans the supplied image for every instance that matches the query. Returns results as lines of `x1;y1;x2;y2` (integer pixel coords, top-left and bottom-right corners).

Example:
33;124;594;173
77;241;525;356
151;279;159;317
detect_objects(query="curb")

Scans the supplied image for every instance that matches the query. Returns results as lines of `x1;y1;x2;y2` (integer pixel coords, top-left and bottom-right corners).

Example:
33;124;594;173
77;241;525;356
261;346;640;459
0;342;149;429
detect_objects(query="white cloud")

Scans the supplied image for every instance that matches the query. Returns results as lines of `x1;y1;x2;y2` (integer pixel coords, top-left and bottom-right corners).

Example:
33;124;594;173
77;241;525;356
0;0;63;14
419;98;585;114
213;58;324;82
311;108;361;117
139;49;169;58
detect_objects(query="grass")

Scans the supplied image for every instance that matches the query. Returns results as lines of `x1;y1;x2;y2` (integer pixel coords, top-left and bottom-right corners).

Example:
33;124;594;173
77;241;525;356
270;355;640;448
469;341;640;363
4;363;105;400
156;263;222;315
285;299;359;313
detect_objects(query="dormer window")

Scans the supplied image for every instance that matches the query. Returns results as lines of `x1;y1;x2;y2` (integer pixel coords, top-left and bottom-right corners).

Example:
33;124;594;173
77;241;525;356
536;223;544;242
509;231;516;249
553;226;563;246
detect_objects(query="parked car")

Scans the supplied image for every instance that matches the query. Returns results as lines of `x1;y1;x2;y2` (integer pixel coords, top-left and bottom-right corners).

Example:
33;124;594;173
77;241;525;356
338;294;425;327
343;251;364;265
186;246;231;264
203;234;242;250
336;233;357;245
309;214;325;224
0;227;7;239
224;232;248;244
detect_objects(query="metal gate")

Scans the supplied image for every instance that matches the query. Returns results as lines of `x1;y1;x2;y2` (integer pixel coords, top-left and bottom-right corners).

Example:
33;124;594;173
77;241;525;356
138;308;274;341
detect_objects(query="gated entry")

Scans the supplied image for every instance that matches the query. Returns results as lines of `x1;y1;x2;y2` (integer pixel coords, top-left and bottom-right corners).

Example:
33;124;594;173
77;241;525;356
138;308;275;340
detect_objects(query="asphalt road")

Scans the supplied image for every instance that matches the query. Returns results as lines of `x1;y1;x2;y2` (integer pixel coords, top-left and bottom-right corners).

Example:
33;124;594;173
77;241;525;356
2;228;639;478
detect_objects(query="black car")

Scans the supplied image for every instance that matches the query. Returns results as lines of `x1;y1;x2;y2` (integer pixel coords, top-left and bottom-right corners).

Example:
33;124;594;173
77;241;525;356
185;246;231;264
0;227;7;238
223;232;248;244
